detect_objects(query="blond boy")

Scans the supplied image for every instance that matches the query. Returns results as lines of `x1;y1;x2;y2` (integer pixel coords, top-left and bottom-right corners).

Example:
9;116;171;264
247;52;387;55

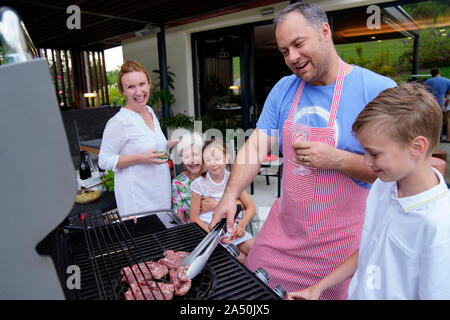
287;83;450;300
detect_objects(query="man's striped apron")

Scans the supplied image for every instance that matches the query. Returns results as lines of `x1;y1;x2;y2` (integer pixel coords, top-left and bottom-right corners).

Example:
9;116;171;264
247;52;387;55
245;60;369;299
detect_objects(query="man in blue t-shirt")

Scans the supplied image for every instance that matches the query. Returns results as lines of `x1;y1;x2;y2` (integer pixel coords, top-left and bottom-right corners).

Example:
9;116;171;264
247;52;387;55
210;3;396;297
425;68;450;142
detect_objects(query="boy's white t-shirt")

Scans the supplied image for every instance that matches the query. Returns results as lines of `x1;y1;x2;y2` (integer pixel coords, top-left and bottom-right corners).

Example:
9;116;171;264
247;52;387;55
190;170;252;245
348;168;450;299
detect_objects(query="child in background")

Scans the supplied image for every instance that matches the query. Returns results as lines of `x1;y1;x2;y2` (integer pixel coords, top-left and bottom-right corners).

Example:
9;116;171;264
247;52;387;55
171;133;223;223
190;139;255;264
287;82;450;300
171;133;204;223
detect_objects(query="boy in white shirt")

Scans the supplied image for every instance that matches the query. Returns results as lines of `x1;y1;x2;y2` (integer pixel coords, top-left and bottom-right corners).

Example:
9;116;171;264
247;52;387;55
287;82;450;300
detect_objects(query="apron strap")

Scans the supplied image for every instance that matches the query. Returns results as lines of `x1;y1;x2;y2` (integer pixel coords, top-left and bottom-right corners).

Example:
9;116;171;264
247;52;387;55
288;59;346;127
288;80;305;120
328;59;345;128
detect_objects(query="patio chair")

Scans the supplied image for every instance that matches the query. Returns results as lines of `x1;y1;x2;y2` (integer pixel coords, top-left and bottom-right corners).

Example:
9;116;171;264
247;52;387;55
250;154;283;198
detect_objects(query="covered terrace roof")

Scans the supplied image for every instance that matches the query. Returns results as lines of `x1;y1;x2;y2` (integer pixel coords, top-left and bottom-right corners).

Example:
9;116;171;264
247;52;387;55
2;0;423;51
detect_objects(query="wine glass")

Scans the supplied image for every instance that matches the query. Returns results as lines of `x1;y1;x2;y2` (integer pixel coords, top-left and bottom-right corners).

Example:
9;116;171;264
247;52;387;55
292;105;312;175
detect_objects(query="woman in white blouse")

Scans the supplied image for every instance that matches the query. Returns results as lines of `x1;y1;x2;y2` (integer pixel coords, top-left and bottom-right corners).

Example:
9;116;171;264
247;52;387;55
99;60;177;217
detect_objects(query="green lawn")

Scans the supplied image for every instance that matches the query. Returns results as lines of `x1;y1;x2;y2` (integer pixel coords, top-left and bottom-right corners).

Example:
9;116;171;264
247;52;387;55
336;38;413;64
336;37;449;83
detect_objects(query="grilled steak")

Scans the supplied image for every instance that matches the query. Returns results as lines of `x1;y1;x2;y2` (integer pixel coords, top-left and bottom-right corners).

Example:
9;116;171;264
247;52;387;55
158;250;189;269
121;250;191;299
170;266;191;296
124;281;174;300
120;261;168;284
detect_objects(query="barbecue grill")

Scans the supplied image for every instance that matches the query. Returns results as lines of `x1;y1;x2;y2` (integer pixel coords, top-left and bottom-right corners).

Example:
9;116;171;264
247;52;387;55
51;209;281;300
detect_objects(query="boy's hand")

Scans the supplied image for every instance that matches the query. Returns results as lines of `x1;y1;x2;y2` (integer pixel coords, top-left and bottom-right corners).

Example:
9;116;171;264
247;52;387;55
286;284;322;300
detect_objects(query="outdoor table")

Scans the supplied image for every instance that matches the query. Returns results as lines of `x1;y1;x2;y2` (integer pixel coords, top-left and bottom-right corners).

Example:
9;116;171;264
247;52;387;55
68;190;117;219
80;138;102;154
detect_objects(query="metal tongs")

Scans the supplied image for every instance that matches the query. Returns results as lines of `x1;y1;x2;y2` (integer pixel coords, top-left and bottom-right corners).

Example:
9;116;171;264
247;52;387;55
182;205;242;279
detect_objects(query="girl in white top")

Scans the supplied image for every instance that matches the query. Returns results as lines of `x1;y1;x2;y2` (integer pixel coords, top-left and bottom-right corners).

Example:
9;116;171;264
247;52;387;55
98;60;177;217
287;83;450;300
190;140;255;263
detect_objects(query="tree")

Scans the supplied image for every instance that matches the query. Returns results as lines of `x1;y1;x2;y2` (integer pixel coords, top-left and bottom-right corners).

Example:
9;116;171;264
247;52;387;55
403;0;450;25
0;45;4;64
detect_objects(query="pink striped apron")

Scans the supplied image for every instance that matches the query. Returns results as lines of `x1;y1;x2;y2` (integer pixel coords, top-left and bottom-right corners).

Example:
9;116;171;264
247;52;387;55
245;60;369;299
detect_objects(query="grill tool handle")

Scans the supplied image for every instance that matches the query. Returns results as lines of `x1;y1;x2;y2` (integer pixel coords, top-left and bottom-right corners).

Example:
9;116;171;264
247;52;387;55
210;204;242;233
183;204;242;279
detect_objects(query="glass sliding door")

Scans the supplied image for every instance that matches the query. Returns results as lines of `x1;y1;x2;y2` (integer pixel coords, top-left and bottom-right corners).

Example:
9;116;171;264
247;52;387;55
192;25;254;132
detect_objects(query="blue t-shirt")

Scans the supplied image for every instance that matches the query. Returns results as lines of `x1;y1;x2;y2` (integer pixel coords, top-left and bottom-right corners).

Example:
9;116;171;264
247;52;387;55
425;77;450;107
257;65;396;189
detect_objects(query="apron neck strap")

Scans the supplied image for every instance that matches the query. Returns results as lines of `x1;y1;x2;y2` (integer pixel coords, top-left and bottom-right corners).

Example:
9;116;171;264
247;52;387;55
288;59;346;127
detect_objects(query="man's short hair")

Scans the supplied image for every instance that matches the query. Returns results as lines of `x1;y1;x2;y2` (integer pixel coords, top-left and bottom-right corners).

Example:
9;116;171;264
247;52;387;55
430;68;440;77
352;82;443;156
274;2;329;31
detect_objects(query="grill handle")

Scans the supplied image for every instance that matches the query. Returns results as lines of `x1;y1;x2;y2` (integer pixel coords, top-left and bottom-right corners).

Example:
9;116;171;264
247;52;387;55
273;285;287;300
254;267;271;284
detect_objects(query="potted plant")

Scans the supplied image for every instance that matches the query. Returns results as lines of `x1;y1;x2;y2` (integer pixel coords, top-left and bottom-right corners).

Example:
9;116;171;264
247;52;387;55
149;66;176;117
159;113;195;141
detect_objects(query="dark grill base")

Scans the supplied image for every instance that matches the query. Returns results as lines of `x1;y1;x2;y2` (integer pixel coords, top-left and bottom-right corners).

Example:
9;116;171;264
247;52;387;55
66;212;279;300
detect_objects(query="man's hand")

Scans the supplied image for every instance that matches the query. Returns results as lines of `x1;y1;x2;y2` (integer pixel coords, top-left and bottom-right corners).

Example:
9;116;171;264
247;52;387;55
209;192;238;236
293;140;339;170
293;140;376;183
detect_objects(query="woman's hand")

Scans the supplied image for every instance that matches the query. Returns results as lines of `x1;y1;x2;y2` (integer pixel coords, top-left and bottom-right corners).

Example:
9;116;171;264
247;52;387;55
286;284;322;300
200;196;218;213
140;149;168;165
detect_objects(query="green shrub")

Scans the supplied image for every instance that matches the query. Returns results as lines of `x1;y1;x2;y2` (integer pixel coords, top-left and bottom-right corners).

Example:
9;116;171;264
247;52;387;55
108;85;126;106
159;113;194;129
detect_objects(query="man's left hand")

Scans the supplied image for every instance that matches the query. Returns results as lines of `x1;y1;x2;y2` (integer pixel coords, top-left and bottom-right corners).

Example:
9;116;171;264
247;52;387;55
293;141;339;170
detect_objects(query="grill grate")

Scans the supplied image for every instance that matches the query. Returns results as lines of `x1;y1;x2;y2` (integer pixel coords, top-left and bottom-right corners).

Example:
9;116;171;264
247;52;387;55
67;210;279;300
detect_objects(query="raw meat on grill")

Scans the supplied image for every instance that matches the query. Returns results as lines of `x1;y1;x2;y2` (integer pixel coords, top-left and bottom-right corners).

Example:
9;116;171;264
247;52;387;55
120;261;168;284
121;250;192;299
158;250;189;269
170;266;191;296
124;281;174;300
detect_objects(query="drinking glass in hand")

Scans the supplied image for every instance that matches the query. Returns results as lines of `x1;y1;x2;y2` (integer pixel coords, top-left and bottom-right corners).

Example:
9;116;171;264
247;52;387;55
292;105;312;175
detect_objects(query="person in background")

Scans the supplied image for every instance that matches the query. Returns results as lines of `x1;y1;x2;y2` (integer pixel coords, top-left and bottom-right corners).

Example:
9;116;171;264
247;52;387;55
210;2;396;299
99;60;177;217
190;140;255;263
425;68;450;142
287;83;450;300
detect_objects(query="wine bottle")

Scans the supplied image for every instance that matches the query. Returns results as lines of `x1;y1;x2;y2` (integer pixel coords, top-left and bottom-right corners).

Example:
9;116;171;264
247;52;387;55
79;151;92;180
